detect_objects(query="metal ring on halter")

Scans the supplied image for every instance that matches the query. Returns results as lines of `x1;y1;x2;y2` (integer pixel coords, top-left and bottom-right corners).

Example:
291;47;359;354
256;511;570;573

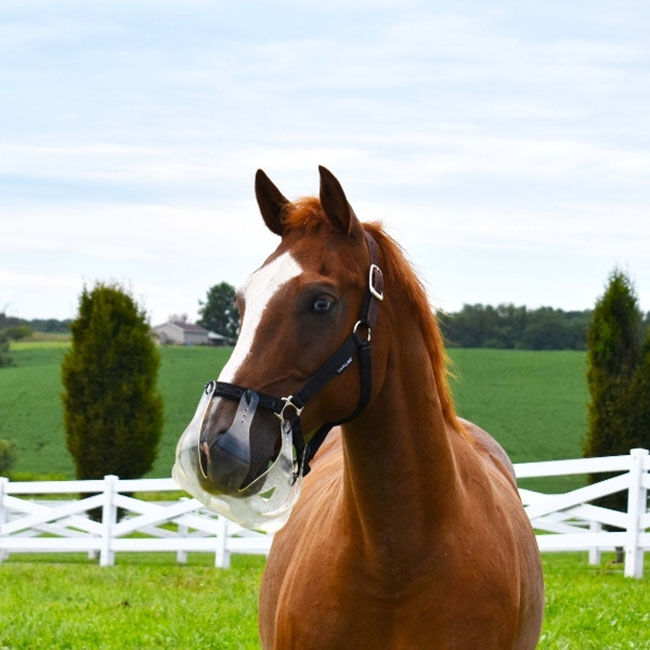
352;319;372;343
276;395;304;424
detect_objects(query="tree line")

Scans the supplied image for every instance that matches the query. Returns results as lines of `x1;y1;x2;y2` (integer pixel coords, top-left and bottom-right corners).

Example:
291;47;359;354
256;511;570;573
0;313;73;367
0;313;72;335
441;303;604;351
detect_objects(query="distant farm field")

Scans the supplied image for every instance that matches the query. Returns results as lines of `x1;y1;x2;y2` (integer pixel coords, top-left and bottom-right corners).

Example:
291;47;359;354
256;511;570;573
1;343;587;488
0;342;231;479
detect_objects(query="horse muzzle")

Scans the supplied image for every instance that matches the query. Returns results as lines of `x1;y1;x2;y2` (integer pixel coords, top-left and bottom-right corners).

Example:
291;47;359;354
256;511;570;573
172;381;303;533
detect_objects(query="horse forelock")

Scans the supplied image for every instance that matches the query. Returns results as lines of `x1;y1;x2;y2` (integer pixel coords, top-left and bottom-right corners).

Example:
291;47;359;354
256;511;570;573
282;197;348;237
281;197;460;432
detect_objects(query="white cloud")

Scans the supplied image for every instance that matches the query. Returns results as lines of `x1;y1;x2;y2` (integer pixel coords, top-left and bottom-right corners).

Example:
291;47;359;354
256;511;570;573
1;1;649;319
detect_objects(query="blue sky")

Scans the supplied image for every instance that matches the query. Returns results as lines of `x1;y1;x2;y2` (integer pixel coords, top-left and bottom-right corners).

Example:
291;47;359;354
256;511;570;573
1;1;649;324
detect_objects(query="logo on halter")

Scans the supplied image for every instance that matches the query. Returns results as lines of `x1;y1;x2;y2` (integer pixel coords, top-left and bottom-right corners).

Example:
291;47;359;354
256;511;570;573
337;356;354;375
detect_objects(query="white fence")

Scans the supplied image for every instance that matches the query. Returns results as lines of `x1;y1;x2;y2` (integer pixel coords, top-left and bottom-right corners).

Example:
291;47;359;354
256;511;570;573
515;447;649;578
0;476;269;569
1;448;648;576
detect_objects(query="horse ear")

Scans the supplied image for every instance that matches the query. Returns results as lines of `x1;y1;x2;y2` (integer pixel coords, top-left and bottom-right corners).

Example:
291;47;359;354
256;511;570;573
318;166;364;241
255;169;290;236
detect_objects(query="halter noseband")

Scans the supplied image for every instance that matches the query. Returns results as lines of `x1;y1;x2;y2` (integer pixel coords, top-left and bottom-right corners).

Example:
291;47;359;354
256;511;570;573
206;232;384;480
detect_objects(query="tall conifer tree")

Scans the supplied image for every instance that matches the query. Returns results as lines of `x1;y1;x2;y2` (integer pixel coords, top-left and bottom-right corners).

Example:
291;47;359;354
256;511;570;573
584;269;649;513
62;283;163;479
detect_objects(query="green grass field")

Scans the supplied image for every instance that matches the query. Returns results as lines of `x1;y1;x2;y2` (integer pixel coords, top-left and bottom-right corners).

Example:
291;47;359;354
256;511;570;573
0;343;232;479
449;348;589;493
1;343;588;487
0;553;648;649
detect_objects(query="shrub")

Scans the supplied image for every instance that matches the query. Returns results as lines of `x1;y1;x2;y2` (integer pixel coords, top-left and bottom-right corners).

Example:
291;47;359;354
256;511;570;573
0;438;17;475
61;283;163;480
0;332;13;368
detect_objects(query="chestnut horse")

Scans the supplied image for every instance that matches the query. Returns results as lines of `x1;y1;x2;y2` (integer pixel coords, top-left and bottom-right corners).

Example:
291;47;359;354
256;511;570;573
180;167;543;648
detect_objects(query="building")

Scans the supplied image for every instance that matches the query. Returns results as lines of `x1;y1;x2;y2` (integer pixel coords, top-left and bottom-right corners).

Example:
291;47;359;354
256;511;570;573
207;331;229;346
153;321;209;346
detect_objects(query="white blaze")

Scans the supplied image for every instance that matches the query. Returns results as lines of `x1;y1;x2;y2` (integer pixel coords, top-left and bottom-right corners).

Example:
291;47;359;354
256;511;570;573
218;252;302;383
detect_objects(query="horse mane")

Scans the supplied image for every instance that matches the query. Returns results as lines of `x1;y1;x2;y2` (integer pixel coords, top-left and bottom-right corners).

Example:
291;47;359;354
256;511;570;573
283;198;460;431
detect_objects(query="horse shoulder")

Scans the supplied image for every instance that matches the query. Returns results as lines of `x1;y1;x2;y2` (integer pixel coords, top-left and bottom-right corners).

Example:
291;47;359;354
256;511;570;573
458;417;518;491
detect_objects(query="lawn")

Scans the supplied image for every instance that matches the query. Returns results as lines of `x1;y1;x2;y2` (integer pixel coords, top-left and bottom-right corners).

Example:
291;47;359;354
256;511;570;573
0;554;265;649
0;553;648;649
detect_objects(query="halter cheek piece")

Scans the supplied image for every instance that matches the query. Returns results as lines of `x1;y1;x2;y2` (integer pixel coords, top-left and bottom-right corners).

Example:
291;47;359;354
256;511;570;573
208;232;384;480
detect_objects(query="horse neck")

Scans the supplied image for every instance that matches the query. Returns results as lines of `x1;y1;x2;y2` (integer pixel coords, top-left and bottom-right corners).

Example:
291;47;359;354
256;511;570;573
340;309;462;560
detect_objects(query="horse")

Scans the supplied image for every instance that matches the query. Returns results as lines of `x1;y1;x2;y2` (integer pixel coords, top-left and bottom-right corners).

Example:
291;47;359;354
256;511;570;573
175;166;544;649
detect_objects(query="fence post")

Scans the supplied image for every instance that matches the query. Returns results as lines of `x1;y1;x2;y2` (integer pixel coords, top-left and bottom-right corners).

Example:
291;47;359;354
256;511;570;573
588;520;602;566
0;477;8;563
215;515;230;569
624;449;648;579
100;475;118;567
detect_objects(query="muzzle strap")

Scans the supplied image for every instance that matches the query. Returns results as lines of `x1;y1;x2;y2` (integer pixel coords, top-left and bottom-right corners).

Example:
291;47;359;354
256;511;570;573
212;381;285;414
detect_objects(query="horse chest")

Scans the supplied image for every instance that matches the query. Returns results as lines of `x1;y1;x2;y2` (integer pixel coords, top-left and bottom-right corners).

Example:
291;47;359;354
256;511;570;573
264;535;464;649
261;510;533;650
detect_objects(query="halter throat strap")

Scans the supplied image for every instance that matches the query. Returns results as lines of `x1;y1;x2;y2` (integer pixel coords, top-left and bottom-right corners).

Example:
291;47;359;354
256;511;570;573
211;231;384;477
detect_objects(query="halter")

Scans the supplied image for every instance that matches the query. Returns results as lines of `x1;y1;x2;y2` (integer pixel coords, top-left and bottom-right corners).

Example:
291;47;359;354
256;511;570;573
206;231;384;482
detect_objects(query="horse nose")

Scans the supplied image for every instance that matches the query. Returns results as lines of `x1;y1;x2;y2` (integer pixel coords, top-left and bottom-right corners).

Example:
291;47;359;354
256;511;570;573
200;436;250;495
199;390;259;496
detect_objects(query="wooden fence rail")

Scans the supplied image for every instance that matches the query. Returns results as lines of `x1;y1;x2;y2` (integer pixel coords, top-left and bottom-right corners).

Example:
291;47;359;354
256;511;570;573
1;448;648;576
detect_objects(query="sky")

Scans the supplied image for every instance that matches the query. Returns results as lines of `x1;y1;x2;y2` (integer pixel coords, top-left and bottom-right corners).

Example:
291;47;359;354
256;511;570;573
1;1;649;325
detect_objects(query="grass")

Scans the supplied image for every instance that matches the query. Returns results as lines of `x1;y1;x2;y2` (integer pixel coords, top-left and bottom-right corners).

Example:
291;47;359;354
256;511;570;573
449;349;588;462
0;553;647;649
0;343;232;479
0;554;265;649
539;553;650;649
448;348;589;492
0;343;71;480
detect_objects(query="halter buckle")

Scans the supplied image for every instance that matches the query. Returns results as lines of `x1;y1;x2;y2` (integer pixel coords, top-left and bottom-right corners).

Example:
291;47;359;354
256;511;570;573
276;395;304;424
369;264;384;302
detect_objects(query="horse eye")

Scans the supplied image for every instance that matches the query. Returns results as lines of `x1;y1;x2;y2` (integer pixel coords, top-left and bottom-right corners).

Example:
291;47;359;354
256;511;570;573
312;298;334;314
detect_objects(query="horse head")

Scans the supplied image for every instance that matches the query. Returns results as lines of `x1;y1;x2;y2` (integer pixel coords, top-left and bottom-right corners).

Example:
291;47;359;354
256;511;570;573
173;167;388;529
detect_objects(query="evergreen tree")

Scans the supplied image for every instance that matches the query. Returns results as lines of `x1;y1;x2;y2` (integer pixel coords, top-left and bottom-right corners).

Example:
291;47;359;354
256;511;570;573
624;329;650;454
62;283;163;479
583;269;648;513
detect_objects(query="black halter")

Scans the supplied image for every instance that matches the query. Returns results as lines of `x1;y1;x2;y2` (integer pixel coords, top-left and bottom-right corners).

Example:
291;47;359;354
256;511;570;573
209;232;384;478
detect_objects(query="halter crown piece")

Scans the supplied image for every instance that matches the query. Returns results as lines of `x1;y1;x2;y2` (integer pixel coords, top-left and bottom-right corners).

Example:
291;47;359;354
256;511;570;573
172;232;384;531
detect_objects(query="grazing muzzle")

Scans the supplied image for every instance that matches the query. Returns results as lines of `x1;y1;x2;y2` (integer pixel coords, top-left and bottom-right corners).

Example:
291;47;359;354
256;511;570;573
173;382;302;532
172;233;384;532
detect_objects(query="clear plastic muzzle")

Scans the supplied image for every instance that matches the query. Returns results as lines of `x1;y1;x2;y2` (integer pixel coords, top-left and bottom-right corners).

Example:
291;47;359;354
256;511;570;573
172;381;303;533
